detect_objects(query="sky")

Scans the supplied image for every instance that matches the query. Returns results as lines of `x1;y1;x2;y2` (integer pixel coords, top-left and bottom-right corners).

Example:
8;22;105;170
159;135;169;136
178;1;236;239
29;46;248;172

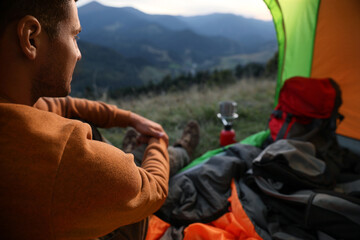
76;0;273;21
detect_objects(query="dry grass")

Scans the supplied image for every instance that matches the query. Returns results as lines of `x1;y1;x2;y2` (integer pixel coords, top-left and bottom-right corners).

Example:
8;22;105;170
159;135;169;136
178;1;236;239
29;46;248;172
100;78;276;158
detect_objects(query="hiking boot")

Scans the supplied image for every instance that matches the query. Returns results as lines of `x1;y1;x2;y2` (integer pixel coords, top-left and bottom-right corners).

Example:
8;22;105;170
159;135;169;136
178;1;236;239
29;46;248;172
122;129;139;153
174;120;200;157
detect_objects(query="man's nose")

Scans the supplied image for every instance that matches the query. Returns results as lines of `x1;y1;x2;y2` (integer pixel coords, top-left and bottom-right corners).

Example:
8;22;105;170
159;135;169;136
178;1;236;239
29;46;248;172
77;48;82;61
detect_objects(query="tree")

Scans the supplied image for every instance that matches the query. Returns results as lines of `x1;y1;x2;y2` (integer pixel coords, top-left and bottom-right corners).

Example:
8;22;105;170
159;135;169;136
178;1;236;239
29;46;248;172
243;62;265;78
235;64;244;79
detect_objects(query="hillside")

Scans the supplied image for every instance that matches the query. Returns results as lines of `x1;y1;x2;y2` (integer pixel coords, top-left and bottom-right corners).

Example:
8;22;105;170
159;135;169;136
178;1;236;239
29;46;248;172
72;41;145;93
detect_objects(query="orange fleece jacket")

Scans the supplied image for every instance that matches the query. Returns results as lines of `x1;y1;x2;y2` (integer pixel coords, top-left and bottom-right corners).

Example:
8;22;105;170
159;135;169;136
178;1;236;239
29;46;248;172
34;97;133;129
0;97;169;240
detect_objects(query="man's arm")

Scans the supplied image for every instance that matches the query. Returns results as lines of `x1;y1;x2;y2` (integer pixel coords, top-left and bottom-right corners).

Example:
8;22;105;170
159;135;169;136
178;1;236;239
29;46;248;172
34;97;168;145
51;122;169;238
34;97;132;128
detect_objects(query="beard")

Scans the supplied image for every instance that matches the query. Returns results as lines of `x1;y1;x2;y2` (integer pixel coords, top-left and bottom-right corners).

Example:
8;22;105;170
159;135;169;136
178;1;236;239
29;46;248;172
31;70;71;101
31;55;72;101
31;75;71;100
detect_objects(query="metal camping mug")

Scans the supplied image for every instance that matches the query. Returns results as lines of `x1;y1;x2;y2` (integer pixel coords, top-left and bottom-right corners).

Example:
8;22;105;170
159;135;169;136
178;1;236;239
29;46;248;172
219;101;237;119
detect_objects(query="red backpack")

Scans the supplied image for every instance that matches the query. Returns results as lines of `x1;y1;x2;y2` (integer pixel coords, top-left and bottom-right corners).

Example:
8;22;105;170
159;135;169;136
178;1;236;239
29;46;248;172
266;76;343;153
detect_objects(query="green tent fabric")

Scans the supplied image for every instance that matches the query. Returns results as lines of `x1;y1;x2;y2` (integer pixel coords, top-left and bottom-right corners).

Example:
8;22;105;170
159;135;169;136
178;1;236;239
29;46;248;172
264;0;320;104
181;0;360;172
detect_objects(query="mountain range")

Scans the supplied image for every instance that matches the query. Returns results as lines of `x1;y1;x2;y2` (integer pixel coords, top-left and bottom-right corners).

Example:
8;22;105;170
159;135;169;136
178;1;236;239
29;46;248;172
72;1;277;96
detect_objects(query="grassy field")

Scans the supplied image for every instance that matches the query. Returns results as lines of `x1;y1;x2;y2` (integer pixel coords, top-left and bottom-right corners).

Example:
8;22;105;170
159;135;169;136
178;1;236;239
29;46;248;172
100;78;276;159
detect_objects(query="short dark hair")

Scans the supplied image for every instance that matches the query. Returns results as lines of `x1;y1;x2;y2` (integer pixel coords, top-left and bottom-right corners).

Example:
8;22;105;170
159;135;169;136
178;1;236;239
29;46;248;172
0;0;78;38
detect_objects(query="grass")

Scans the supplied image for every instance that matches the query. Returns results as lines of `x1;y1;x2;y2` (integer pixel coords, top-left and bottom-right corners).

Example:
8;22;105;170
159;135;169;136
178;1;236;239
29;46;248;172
99;78;276;159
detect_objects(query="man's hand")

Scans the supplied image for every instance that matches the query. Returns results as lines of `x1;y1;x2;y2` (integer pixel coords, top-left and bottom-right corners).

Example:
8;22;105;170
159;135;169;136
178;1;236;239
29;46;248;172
129;112;169;146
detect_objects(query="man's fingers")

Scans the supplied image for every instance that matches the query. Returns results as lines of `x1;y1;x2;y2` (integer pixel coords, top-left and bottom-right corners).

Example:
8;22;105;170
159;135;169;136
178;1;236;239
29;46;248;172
129;112;169;145
140;130;169;146
148;130;169;146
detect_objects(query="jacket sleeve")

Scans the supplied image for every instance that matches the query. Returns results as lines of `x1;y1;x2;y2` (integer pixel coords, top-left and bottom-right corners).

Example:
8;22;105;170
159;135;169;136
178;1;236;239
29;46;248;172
51;122;169;238
34;97;131;128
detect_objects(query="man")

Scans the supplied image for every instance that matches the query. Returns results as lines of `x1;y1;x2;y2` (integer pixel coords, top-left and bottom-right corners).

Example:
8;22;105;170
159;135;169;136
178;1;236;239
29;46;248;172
33;96;199;239
0;0;196;239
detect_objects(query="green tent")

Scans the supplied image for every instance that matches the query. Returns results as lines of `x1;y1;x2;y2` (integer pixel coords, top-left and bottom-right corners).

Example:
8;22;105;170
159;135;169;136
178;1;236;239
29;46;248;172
183;0;360;171
265;0;360;149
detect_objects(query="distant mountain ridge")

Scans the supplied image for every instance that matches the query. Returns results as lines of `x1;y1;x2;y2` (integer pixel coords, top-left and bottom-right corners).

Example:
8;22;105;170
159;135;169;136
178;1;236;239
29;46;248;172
178;14;276;51
78;2;276;63
72;1;277;96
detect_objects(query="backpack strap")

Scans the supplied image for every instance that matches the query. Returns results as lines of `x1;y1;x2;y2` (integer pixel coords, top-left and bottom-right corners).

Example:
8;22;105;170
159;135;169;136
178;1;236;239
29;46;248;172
275;112;293;140
328;78;344;134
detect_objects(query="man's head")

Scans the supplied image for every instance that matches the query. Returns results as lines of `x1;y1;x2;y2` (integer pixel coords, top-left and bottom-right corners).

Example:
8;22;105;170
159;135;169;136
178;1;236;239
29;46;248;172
0;0;78;39
0;0;81;105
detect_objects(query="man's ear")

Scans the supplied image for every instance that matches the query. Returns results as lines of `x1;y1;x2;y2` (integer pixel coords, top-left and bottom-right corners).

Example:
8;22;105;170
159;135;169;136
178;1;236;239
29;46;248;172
17;15;42;60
